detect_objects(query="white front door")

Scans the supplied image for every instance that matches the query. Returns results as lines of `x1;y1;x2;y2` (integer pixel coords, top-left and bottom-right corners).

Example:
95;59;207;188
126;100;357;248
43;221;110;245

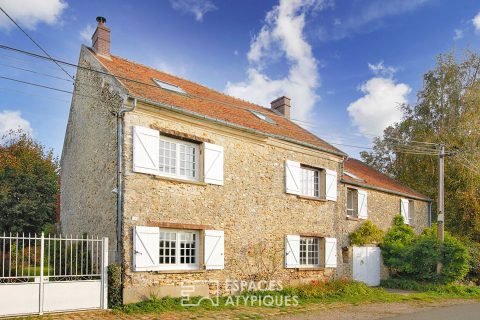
353;246;381;286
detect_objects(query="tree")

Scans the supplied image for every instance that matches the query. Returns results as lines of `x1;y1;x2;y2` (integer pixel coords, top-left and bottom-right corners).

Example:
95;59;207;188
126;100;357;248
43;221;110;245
361;51;480;241
0;131;58;234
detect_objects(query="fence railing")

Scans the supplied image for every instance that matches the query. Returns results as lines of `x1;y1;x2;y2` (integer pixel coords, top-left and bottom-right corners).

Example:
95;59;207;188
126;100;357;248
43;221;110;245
0;233;105;283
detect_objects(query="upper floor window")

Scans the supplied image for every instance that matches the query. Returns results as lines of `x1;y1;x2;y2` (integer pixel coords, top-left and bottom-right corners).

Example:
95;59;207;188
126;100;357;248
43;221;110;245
400;198;414;225
347;188;358;217
132;126;224;185
159;136;199;181
285;160;337;201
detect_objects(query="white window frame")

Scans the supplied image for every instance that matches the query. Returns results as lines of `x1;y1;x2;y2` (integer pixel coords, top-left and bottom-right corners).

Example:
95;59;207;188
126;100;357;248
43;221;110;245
299;166;324;199
158;135;200;181
408;200;414;225
299;236;321;268
347;188;358;217
158;228;200;271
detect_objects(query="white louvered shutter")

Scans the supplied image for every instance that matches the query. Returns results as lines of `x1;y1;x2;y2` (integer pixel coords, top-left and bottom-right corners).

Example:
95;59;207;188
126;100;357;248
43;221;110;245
204;143;224;185
285;235;300;268
357;190;368;219
400;198;410;224
325;169;337;201
285;160;301;195
204;230;224;269
133;126;159;175
324;237;337;268
133;226;160;271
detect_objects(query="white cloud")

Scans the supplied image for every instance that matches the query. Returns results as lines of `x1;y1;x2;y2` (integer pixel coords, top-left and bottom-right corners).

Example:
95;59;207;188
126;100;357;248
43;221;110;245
225;0;326;122
368;61;398;77
453;28;464;40
0;110;32;136
348;76;410;137
169;0;217;22
0;0;67;30
79;24;95;43
473;12;480;32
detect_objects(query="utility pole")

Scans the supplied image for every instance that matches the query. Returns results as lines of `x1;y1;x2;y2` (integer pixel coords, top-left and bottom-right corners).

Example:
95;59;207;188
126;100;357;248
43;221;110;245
437;144;445;273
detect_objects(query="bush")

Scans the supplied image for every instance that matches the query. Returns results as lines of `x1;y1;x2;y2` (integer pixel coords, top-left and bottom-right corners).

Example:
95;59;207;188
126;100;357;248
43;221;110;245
108;263;123;308
349;220;384;246
410;228;440;282
441;233;470;283
464;239;480;284
381;278;480;296
380;215;416;275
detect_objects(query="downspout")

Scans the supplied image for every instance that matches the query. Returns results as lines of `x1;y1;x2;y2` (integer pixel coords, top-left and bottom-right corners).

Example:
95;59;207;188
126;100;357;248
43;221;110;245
428;201;433;227
116;97;137;262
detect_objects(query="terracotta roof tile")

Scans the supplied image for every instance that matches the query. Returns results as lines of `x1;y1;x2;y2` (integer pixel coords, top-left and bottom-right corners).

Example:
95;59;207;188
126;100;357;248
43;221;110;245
91;51;345;156
343;158;430;201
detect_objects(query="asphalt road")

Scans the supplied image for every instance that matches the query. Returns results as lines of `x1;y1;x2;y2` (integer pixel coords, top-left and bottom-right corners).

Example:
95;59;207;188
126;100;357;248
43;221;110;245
384;302;480;320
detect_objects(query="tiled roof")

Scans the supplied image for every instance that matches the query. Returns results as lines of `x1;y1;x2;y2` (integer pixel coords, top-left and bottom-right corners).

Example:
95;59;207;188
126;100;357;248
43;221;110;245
343;158;430;201
91;50;345;156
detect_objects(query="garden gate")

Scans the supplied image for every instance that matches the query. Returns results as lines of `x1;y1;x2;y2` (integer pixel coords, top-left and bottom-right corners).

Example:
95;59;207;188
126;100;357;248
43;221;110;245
0;233;108;317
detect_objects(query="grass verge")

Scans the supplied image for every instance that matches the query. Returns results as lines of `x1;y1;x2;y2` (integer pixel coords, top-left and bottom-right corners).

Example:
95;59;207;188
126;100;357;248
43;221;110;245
118;279;480;315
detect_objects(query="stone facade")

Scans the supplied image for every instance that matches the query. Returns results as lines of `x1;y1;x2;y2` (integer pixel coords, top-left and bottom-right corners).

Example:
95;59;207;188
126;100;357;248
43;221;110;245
336;185;430;279
60;46;127;260
60;47;431;304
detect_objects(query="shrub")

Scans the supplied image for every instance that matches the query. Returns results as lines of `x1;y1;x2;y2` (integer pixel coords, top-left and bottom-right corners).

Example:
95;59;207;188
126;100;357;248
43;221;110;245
410;228;440;282
380;215;416;275
441;233;470;283
464;239;480;284
349;220;384;246
108;263;123;308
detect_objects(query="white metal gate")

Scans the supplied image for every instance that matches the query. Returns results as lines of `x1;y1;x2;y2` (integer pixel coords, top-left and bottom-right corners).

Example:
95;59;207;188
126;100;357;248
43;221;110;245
353;246;381;286
0;233;108;317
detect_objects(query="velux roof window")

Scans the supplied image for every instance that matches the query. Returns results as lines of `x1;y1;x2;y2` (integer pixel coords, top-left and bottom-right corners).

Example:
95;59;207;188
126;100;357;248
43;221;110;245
250;110;276;124
153;78;186;94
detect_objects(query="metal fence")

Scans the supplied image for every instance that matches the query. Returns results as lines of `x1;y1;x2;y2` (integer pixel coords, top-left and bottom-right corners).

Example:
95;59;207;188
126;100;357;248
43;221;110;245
0;233;104;283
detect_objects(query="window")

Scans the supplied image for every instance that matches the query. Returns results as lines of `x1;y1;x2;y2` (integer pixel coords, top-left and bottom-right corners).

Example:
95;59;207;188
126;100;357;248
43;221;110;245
153;78;186;94
159;229;199;270
300;166;323;198
408;200;414;225
299;237;320;267
159;136;199;181
250;110;276;124
347;188;358;217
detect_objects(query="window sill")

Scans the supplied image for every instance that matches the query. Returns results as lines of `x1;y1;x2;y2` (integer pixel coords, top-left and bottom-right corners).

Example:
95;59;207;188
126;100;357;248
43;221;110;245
293;267;325;271
346;215;359;221
152;269;206;274
296;195;327;202
154;175;207;186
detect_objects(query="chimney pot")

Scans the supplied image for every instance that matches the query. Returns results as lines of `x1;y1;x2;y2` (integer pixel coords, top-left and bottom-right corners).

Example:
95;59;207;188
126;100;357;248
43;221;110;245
270;96;291;119
92;16;110;57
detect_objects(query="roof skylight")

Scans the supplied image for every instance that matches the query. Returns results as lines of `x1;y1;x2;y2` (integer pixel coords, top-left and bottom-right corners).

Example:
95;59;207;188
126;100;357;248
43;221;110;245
344;171;362;180
250;110;276;124
153;78;186;94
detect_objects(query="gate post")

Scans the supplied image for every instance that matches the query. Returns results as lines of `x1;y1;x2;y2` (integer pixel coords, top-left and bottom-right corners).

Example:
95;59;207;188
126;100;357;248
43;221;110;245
101;237;109;309
39;232;45;315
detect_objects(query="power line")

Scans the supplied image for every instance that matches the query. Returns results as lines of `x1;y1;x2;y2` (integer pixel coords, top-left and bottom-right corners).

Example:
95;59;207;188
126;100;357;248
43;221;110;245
0;62;74;82
0;7;75;81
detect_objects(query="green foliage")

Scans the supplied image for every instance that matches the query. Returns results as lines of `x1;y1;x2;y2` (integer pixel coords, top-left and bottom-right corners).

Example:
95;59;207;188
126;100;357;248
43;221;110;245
381;278;480;296
381;218;470;283
463;239;480;284
0;131;58;233
108;263;123;308
380;215;416;274
349;220;384;246
361;51;480;241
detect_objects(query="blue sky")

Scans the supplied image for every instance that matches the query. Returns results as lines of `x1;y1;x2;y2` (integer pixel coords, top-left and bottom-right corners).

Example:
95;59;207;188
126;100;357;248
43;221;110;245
0;0;479;158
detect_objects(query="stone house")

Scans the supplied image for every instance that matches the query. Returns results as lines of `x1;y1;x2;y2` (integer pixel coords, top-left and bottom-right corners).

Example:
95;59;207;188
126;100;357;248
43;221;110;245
60;18;430;303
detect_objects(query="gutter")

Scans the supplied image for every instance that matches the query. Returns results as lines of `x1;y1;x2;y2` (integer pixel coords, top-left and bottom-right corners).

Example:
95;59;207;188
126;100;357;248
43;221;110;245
116;97;137;261
341;178;432;202
131;95;348;158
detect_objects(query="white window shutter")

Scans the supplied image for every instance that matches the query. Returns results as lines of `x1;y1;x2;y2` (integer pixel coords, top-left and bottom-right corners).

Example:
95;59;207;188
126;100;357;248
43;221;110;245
325;169;337;201
133;126;159;175
400;198;410;224
204;143;224;185
357;190;368;219
285;235;300;268
324;237;337;268
133;226;160;271
285;160;301;195
204;230;224;269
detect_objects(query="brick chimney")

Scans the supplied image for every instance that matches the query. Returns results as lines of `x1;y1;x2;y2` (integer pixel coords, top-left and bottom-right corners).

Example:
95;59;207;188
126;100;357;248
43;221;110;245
92;16;110;56
270;96;291;119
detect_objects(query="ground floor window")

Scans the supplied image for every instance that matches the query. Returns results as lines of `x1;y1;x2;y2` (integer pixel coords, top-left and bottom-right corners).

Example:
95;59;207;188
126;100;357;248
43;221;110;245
299;237;320;267
159;229;199;270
